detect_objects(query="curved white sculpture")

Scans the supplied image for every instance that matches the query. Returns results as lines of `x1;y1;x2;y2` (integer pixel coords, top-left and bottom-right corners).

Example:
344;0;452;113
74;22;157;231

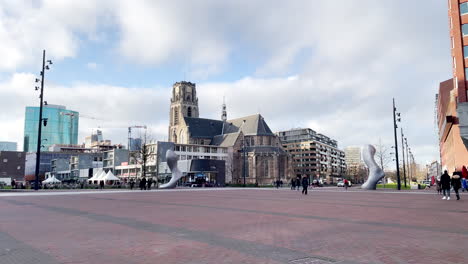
361;144;385;190
159;149;183;189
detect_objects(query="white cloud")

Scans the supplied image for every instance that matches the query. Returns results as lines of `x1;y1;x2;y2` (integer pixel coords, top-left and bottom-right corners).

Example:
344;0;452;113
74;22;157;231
0;0;451;165
86;62;98;70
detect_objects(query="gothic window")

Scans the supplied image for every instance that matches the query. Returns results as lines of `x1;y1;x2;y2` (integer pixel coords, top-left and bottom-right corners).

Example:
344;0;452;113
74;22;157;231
187;107;192;117
186;95;191;101
174;108;179;125
264;160;269;177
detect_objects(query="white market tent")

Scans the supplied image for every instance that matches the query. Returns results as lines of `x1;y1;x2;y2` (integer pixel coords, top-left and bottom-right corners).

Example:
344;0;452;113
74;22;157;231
101;171;120;182
42;176;61;184
88;169;105;183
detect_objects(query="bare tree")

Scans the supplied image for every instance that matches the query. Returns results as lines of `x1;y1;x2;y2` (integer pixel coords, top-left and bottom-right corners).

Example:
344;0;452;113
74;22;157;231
375;138;392;171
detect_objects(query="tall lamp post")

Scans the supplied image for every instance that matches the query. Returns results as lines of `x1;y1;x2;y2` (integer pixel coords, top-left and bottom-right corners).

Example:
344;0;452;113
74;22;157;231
33;50;53;190
401;130;407;188
242;135;247;187
392;98;402;190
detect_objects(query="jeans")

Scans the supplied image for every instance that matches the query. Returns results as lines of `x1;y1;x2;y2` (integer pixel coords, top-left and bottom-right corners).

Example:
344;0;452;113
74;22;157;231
302;185;308;195
443;189;450;197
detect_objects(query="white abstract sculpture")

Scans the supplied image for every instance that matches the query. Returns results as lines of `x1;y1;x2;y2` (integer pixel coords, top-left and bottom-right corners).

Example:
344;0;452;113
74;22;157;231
361;144;385;190
159;149;182;189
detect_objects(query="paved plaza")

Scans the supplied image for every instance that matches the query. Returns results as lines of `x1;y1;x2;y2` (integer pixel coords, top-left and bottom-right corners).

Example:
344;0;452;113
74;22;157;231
0;188;467;264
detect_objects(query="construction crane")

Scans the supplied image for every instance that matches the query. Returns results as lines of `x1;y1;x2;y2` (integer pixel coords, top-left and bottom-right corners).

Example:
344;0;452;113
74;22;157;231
128;125;147;151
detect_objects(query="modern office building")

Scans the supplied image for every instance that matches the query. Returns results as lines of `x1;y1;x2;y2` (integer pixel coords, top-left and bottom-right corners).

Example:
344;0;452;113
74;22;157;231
103;148;129;172
437;1;468;174
0;151;25;183
344;146;366;183
277;128;346;183
0;141;17;151
23;104;79;153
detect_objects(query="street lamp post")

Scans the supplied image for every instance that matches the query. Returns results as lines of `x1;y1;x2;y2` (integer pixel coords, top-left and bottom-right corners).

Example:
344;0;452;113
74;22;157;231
242;135;247;187
392;98;402;190
33;50;52;191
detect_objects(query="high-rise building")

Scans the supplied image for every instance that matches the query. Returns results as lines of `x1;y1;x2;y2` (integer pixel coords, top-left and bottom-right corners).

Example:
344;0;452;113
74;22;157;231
344;146;362;167
277;128;346;183
0;141;17;151
23;105;79;153
437;1;468;174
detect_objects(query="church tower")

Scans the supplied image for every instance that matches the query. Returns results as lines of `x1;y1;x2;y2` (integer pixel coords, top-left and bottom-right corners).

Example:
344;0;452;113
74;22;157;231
168;81;199;143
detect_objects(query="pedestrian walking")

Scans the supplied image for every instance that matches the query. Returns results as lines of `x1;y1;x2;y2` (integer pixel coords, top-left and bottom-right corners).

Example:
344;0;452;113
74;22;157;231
452;171;462;200
301;175;309;195
129;179;135;190
344;179;349;191
147;178;153;190
462;177;467;192
436;178;442;195
441;170;451;200
99;180;104;190
275;180;280;189
11;179;15;189
291;178;296;190
140;177;147;190
295;177;301;191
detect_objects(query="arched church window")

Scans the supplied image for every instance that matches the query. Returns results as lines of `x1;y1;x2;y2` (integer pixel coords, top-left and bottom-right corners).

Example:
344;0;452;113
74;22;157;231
174;108;179;125
187;107;192;117
186;95;191;101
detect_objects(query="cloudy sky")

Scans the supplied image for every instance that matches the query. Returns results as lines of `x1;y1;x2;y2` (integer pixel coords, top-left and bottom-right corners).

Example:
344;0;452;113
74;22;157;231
0;0;450;165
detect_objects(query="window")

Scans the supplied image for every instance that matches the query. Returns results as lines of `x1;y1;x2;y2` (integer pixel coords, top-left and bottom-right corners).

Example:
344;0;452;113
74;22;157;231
2;159;7;162
464;46;468;58
463;24;468;36
466;68;468;78
17;166;21;170
461;3;468;15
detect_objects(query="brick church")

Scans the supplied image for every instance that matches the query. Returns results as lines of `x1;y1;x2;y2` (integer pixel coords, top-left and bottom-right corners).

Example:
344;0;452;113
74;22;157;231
168;81;292;185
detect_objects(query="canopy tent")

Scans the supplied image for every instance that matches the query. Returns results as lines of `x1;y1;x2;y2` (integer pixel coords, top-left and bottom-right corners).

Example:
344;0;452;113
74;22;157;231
42;176;61;184
88;170;105;183
101;171;120;182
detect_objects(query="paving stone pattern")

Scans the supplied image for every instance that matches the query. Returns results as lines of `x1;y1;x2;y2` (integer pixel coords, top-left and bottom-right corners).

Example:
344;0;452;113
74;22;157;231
0;188;467;264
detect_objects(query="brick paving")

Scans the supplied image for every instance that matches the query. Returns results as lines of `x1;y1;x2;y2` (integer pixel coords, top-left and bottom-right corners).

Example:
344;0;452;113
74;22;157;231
0;187;467;264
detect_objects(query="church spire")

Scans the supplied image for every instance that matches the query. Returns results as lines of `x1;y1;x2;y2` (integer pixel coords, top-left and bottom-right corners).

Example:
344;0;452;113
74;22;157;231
221;96;227;122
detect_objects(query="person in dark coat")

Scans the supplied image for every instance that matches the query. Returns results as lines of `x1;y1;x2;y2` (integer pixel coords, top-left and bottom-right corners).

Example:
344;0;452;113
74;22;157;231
291;178;296;190
129;179;135;190
301;175;309;195
147;178;153;190
11;179;16;189
452;171;462;200
295;177;301;191
99;180;104;190
440;170;451;200
140;177;147;190
436;178;442;195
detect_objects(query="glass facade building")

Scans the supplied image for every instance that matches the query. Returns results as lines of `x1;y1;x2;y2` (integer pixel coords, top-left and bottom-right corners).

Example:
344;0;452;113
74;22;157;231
23;105;79;152
0;141;17;151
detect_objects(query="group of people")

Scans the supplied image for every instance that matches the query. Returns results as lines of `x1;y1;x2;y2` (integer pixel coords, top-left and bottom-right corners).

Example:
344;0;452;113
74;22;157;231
128;178;155;191
290;176;310;195
437;170;465;200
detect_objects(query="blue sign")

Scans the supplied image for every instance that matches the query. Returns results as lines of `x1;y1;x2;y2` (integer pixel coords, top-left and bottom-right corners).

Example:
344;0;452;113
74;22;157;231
196;173;205;178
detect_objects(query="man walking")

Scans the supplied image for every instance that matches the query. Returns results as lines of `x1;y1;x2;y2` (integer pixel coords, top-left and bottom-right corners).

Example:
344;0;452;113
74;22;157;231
344;179;349;191
99;180;104;190
441;170;451;200
147;178;153;190
452;171;462;200
296;177;301;191
301;175;309;195
291;178;296;190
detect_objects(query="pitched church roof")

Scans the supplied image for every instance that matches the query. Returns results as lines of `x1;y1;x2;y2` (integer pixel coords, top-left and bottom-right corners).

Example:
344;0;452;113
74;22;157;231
223;114;274;136
184;117;224;138
211;132;241;147
184;114;274;141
